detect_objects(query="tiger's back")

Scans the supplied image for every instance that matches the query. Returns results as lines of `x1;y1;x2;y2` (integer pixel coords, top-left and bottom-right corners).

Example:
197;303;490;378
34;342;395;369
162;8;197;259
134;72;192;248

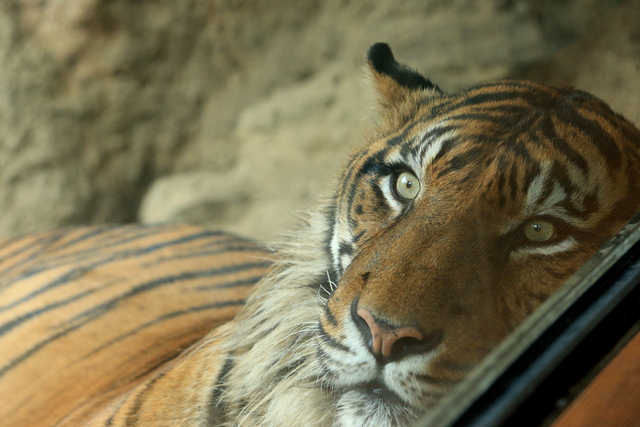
0;224;273;426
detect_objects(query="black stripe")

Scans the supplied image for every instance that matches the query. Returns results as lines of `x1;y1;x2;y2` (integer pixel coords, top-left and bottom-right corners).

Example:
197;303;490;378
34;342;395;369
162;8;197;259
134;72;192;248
372;185;390;214
0;226;161;281
437;147;483;177
0;231;70;278
557;107;622;170
355;151;390;178
323;200;339;274
402;124;458;159
338;242;353;257
338;146;378;213
0;287;100;339
323;304;338;327
104;400;126;427
508;163;519;200
56;225;140;250
0;310;102;378
196;275;264;291
318;320;352;353
81;301;245;360
511;140;534;163
192;235;261;251
207;355;234;424
413;124;459;154
351;229;366;244
441;112;522;127
141;243;270;267
315;345;351;373
65;350;175;427
0;231;230;311
385;116;424;147
530;175;554;212
437;91;539;116
40;229;226;271
539;115;589;173
0;226;176;292
430;137;458;165
495;158;508;208
0;263;107;312
123;371;167;426
0;262;269;378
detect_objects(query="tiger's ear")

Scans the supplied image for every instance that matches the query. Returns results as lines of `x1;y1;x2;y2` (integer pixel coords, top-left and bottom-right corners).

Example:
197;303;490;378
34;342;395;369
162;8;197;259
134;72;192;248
367;43;442;128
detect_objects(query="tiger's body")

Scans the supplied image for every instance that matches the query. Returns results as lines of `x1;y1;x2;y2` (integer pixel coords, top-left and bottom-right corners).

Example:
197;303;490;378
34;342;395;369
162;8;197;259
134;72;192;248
0;225;272;426
1;43;639;426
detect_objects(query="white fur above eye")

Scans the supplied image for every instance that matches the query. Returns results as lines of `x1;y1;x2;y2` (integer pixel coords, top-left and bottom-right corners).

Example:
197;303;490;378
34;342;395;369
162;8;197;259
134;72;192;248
380;175;405;215
511;237;578;260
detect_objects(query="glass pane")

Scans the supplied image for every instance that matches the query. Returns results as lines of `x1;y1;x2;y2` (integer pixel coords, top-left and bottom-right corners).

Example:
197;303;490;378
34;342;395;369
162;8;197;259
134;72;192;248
420;212;640;426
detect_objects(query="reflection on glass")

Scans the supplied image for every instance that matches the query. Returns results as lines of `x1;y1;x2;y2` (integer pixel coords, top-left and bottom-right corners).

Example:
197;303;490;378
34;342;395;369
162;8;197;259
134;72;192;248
420;213;640;427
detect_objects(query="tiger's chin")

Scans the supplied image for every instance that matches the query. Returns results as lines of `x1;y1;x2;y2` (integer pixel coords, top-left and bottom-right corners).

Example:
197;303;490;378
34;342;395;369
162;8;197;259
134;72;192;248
333;384;423;427
323;363;440;426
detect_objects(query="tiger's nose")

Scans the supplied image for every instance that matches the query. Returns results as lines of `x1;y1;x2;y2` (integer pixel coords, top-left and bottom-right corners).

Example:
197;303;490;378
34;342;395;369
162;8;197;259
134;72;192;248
353;305;441;365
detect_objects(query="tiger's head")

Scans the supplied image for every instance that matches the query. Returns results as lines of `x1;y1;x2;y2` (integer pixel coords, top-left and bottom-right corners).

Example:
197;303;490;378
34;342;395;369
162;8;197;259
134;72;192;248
315;43;640;424
221;43;640;427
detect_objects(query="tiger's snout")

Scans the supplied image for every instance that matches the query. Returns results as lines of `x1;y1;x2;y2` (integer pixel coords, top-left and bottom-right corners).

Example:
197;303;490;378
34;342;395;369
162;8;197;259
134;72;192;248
351;299;443;365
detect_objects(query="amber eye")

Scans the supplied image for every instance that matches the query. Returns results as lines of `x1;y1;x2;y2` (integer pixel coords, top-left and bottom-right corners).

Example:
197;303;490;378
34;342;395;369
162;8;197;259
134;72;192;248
395;172;421;200
524;220;556;242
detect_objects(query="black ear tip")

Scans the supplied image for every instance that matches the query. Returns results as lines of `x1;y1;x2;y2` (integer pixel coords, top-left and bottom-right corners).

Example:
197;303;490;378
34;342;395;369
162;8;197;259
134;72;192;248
367;43;396;73
367;42;442;93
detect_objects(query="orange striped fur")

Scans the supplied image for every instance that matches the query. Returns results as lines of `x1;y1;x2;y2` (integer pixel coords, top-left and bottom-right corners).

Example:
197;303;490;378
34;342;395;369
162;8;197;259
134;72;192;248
0;224;272;426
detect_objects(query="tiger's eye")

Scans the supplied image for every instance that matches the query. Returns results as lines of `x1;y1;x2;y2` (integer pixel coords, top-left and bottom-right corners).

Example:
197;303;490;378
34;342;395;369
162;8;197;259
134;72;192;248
395;172;420;200
524;220;555;242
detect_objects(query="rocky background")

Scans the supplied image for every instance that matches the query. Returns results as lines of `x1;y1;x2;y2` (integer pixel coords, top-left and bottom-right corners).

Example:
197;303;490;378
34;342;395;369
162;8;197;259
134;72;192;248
1;0;638;242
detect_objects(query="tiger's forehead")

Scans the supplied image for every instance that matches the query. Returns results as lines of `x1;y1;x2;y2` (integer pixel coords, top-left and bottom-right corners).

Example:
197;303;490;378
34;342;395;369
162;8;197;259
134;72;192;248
339;78;637;226
356;83;616;185
343;108;603;222
342;120;527;222
374;123;456;177
356;114;534;187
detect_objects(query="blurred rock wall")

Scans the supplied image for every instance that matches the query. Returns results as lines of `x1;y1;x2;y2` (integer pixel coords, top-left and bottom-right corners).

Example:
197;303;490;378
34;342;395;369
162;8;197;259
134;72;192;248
0;0;638;242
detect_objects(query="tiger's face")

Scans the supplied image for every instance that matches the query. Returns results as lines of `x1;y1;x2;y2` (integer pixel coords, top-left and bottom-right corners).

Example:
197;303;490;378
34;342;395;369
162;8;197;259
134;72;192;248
316;44;640;424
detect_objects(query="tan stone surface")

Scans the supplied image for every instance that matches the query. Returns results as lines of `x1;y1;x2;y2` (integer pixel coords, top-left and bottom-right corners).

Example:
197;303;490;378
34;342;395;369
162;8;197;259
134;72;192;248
1;0;637;241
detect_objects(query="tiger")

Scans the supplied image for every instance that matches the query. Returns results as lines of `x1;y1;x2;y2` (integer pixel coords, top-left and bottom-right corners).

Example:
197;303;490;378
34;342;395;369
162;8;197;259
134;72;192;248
1;42;639;427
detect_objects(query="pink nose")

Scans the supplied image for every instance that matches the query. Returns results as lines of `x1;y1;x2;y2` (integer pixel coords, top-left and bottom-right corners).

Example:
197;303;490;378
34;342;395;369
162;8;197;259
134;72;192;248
356;308;425;358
